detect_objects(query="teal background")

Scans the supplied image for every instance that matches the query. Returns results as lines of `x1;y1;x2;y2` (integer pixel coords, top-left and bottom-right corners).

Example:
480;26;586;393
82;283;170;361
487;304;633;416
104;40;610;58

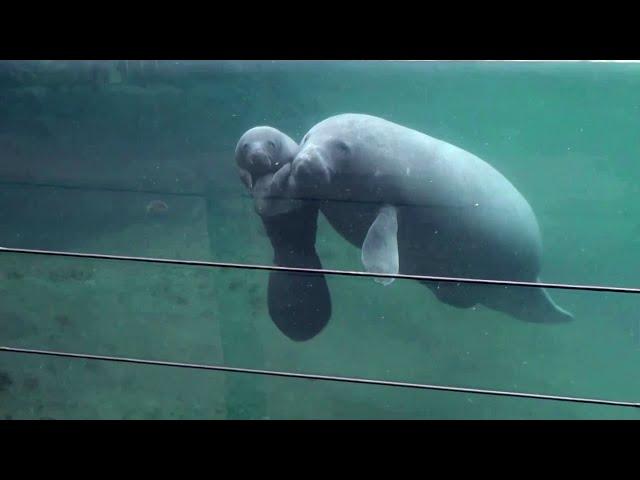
0;60;638;418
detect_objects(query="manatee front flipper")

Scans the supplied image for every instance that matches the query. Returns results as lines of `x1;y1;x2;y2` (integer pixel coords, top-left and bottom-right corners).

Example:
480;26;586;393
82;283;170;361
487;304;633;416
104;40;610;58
361;205;399;286
252;163;302;217
260;202;332;341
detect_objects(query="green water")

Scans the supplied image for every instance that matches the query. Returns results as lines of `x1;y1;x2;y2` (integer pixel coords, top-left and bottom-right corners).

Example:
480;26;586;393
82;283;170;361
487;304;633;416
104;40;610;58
0;60;639;419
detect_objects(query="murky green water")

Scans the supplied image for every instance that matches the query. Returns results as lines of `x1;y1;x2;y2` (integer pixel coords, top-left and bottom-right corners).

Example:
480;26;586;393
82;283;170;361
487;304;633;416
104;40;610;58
0;60;639;419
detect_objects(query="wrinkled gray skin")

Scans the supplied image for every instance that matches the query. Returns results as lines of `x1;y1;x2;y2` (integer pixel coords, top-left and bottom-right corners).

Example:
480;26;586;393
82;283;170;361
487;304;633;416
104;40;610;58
234;126;302;216
261;113;574;324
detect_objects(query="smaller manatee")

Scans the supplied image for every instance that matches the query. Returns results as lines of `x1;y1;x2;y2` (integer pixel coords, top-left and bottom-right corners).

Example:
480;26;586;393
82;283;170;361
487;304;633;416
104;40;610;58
235;126;302;217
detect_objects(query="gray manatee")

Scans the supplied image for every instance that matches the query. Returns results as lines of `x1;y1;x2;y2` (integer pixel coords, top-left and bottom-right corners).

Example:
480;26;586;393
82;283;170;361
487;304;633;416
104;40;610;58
260;113;573;325
235;126;303;217
235;126;331;341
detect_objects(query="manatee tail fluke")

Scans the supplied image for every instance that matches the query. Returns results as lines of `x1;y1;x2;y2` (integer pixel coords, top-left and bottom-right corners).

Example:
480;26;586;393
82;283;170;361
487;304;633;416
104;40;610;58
542;301;574;323
482;282;574;324
521;287;574;324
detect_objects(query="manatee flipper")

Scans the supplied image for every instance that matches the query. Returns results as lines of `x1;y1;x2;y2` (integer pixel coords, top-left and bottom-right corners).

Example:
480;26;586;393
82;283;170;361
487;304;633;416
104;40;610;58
252;164;302;217
261;202;331;341
361;205;399;286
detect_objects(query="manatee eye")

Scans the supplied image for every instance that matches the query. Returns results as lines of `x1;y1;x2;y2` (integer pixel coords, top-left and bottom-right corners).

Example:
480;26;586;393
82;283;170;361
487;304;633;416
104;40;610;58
242;143;249;152
267;140;276;150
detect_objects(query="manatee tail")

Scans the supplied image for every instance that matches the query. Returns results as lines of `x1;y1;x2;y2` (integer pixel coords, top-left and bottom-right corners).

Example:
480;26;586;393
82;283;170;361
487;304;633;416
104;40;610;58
261;204;332;342
516;286;575;324
483;282;574;324
536;288;574;323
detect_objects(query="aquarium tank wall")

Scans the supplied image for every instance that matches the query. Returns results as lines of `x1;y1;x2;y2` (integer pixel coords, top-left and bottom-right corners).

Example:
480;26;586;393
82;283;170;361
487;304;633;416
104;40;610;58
0;60;639;419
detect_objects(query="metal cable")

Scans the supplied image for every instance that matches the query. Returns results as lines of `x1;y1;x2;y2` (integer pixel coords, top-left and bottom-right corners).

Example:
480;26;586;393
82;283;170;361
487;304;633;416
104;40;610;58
1;346;638;409
0;180;208;198
2;247;639;410
1;246;639;294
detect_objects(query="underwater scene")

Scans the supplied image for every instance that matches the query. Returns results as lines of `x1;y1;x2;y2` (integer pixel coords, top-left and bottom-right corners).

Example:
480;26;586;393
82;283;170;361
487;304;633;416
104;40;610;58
0;60;639;419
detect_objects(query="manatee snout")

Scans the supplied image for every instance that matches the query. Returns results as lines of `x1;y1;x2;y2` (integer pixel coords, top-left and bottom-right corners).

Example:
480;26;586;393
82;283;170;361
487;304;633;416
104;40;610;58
247;148;272;172
291;149;332;196
236;147;273;192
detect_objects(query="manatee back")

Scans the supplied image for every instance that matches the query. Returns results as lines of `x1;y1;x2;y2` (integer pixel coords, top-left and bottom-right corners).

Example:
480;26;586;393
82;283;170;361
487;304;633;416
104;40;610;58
308;113;544;280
